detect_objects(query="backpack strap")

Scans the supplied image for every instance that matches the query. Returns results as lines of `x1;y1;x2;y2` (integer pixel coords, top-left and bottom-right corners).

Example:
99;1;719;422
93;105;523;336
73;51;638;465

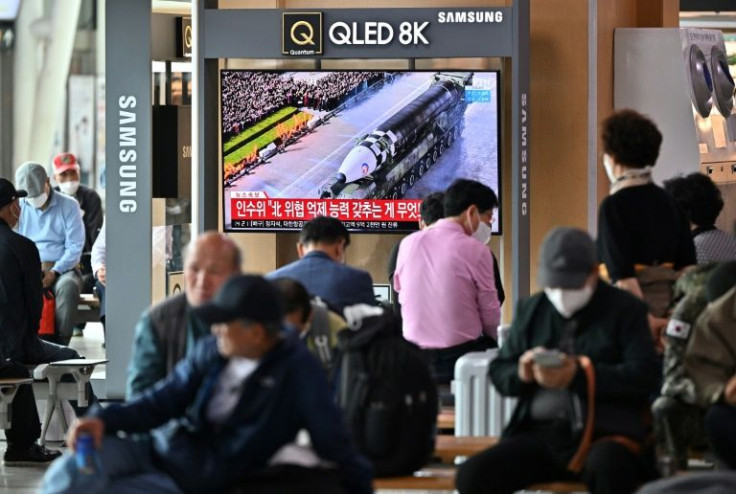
567;355;595;473
567;356;643;474
309;298;332;367
337;342;370;450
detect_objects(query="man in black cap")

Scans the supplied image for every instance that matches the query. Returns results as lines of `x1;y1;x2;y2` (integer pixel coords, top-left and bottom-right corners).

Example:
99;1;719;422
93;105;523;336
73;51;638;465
456;227;660;494
0;178;62;463
42;274;372;494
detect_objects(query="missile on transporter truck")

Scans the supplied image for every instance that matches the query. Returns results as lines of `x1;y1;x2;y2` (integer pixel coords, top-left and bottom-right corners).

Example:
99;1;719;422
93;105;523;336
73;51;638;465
319;72;471;200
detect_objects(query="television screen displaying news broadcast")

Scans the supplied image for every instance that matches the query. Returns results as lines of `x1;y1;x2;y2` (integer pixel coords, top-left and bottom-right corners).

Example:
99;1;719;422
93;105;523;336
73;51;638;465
221;70;501;233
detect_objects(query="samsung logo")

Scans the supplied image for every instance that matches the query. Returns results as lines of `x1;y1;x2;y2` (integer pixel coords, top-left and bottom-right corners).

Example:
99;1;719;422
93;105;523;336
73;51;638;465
438;11;504;23
118;95;138;213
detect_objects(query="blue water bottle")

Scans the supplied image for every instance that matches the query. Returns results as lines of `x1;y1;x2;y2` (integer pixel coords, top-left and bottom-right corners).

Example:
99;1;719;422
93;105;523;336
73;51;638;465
75;434;97;474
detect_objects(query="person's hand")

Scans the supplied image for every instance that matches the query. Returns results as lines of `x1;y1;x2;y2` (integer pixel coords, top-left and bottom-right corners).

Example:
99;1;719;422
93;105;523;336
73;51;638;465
724;375;736;406
41;270;56;289
96;266;106;286
66;417;105;452
648;314;668;354
533;353;578;390
518;347;545;383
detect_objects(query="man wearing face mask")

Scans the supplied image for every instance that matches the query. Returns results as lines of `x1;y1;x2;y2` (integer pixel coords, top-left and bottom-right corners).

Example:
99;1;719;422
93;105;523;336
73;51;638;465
266;216;376;314
456;227;659;494
0;178;74;463
394;179;501;384
52;153;103;298
15;162;85;346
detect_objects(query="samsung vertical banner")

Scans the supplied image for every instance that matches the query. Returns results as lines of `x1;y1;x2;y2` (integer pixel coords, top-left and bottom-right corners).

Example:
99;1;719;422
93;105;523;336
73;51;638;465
105;0;151;399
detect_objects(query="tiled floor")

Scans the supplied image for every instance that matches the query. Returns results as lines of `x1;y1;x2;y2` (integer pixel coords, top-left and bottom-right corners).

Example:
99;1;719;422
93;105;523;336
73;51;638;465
0;322;106;494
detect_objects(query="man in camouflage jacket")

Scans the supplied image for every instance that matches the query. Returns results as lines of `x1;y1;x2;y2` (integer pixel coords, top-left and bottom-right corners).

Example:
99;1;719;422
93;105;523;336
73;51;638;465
651;263;717;469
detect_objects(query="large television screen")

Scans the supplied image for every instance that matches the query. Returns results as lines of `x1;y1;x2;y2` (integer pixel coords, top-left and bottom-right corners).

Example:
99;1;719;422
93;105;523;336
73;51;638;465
221;70;500;233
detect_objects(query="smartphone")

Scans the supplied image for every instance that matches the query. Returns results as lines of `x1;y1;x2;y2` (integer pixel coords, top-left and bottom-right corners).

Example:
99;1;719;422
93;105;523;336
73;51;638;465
533;349;564;368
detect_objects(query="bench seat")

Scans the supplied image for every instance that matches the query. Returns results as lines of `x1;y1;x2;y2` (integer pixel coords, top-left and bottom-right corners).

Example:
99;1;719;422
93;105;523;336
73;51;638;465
434;435;498;463
31;359;108;444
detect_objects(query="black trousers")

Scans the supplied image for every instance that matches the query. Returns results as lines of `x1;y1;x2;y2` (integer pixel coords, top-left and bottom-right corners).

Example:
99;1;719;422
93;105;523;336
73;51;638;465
456;434;644;494
229;465;346;494
423;336;496;385
705;403;736;469
1;360;41;449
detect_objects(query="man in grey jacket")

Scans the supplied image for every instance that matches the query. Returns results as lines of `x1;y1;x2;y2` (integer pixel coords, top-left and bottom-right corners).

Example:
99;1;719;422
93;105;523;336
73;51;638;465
127;231;242;397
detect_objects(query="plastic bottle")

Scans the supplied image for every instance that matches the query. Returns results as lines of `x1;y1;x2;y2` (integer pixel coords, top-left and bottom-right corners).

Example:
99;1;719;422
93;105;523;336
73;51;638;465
75;434;97;474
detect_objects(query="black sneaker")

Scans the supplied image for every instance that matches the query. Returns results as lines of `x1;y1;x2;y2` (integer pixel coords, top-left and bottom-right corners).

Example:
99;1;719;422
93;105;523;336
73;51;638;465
3;444;62;465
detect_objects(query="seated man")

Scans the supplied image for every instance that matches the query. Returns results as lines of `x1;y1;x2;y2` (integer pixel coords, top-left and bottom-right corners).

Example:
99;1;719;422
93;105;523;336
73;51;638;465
128;231;242;398
387;191;505;321
651;262;721;470
267;216;376;314
456;227;660;494
272;277;347;372
52;152;103;294
41;275;373;494
0;179;63;464
15;162;85;346
394;179;501;384
0;178;93;438
684;261;736;469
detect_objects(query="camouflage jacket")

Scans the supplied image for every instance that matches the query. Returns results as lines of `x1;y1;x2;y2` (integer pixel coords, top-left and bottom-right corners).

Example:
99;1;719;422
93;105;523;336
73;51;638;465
660;263;719;403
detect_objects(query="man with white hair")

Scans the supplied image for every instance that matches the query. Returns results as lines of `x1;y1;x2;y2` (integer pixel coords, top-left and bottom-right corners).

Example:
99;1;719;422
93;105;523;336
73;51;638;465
127;231;243;398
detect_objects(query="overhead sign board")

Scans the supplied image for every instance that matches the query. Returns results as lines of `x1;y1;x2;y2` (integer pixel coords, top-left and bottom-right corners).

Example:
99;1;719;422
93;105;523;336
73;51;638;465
205;8;513;59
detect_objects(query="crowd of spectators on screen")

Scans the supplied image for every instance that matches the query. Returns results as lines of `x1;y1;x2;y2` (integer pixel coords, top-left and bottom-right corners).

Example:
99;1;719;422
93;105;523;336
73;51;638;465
222;71;384;138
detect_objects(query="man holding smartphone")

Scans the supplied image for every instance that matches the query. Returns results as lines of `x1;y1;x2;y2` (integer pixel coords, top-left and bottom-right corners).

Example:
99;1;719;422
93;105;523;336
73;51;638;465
456;227;660;494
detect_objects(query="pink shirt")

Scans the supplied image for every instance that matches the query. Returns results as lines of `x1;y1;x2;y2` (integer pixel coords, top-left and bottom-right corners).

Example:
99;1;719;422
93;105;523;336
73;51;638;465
394;219;501;348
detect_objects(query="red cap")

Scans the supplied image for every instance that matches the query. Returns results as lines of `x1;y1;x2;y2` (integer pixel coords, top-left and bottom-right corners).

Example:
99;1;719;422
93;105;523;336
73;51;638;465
53;153;80;174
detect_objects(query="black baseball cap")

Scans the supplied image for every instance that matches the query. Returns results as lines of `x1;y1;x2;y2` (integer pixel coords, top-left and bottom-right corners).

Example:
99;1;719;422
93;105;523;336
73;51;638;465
0;178;28;209
538;227;598;289
193;275;284;324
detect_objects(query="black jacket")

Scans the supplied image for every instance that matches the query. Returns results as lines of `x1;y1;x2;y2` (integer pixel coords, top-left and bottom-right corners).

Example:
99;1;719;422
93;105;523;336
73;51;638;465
491;281;659;454
0;219;44;362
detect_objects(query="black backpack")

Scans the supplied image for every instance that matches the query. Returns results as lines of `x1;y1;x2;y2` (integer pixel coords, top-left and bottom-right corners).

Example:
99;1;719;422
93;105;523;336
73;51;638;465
332;310;438;477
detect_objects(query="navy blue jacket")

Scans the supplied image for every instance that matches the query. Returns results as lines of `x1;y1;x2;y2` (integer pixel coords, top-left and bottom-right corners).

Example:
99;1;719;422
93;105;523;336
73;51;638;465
267;251;376;313
94;333;373;494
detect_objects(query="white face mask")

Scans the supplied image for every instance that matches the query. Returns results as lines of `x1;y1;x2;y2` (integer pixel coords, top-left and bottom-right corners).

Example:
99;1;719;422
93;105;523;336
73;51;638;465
27;192;48;209
602;154;617;183
544;284;594;318
59;180;79;196
472;221;492;245
9;201;20;229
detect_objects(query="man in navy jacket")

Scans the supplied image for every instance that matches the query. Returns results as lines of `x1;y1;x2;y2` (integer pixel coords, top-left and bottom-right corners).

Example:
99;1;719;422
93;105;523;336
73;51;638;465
267;216;376;313
41;275;373;494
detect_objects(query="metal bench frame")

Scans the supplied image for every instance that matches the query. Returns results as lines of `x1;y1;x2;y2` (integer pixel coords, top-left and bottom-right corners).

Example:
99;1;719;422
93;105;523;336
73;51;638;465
31;359;108;445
